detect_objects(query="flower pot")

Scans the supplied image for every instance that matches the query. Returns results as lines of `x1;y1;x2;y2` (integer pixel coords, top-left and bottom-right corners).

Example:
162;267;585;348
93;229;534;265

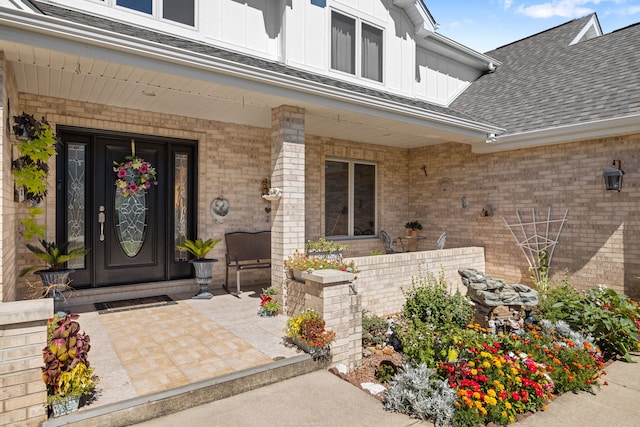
408;229;418;238
189;258;218;299
262;194;281;202
291;269;306;282
35;269;74;313
291;337;330;359
306;251;342;261
258;307;278;317
50;395;80;417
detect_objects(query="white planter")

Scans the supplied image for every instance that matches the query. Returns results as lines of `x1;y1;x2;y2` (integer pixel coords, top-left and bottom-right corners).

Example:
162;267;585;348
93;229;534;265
262;194;281;202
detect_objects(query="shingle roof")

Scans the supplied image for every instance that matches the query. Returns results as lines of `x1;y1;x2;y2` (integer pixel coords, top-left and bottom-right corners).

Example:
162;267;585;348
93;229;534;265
452;14;640;136
29;1;489;127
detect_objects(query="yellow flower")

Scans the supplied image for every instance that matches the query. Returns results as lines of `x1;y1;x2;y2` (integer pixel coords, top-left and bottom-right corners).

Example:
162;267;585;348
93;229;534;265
484;395;498;406
468;361;475;367
505;402;512;409
509;416;515;423
470;368;478;376
479;407;487;415
483;361;491;369
487;389;497;397
473;391;481;399
475;400;483;409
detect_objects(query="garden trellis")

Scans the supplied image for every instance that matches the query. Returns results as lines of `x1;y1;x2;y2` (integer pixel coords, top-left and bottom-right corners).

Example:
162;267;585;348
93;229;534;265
503;208;568;283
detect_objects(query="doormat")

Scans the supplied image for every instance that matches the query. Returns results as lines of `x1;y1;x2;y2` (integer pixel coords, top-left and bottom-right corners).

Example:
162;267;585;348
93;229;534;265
95;295;176;314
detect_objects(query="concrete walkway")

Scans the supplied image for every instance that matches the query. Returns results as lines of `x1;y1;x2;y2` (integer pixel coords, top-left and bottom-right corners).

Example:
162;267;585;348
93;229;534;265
133;355;640;427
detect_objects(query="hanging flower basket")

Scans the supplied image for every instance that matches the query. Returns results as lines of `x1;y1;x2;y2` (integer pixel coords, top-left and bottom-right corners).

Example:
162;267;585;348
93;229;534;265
113;156;158;197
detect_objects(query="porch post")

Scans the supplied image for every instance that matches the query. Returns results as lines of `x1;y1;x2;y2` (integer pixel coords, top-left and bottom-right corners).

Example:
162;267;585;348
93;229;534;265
270;106;305;292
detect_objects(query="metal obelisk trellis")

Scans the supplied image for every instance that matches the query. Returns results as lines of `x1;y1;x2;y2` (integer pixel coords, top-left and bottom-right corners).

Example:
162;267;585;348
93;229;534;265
503;208;568;283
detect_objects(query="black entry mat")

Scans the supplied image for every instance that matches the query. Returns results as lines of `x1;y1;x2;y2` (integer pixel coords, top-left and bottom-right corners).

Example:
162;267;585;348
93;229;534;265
95;295;176;314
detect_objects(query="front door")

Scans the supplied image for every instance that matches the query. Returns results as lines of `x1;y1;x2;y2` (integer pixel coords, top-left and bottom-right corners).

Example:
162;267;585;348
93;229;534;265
57;128;196;287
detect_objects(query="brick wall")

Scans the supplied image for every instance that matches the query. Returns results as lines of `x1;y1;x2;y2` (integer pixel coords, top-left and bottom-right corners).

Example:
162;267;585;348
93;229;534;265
409;138;640;298
10;94;639;301
349;246;486;317
1;55;20;302
0;299;52;427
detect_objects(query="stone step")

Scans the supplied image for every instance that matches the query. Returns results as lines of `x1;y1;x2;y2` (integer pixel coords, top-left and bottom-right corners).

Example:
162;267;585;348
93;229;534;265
42;354;323;427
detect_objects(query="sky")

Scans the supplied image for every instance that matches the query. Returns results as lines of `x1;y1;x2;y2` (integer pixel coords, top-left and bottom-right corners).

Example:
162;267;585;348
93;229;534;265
423;0;640;53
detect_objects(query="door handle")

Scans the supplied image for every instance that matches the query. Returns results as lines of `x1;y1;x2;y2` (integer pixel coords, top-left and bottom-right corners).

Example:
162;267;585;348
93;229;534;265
98;206;106;242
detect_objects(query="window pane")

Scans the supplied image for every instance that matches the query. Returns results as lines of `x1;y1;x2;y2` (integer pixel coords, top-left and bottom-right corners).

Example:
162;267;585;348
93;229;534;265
353;163;376;235
325;161;349;237
164;0;194;26
174;153;189;261
117;0;152;14
67;143;86;269
362;23;382;82
331;12;355;74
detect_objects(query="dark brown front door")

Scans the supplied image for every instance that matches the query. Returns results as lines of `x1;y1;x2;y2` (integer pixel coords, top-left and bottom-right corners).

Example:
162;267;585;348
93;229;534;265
57;128;196;288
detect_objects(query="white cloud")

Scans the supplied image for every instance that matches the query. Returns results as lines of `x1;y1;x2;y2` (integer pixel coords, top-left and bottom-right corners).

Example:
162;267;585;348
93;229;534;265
504;0;514;9
515;0;616;19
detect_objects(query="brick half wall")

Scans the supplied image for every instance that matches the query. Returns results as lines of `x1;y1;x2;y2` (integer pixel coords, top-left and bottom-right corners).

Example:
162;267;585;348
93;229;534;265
347;246;485;318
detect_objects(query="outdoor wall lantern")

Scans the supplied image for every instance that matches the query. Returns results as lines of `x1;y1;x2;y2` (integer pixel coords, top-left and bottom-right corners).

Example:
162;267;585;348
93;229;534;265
603;160;624;192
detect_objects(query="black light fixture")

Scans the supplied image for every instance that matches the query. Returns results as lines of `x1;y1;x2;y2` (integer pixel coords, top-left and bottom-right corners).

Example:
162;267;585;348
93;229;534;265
603;160;624;192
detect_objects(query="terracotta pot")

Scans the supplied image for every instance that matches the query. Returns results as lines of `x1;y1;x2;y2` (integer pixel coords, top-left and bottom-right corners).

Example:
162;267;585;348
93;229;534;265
409;229;418;238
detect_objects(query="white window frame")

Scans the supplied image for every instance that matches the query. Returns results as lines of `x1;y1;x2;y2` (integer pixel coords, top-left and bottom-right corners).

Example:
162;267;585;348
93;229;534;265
330;9;384;83
325;159;378;239
111;0;197;28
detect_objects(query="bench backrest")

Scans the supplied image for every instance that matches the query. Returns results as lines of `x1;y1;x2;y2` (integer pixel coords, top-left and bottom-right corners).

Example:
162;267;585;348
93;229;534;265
225;231;271;265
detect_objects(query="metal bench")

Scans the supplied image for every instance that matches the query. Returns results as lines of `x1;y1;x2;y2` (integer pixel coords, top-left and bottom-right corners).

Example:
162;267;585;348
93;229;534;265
224;231;271;294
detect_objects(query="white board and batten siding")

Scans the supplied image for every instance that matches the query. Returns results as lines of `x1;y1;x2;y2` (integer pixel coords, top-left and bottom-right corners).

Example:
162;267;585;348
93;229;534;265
415;46;478;105
34;0;483;106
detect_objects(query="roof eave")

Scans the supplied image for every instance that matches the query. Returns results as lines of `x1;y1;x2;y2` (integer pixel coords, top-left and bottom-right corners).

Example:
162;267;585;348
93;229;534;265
0;7;501;141
472;114;640;154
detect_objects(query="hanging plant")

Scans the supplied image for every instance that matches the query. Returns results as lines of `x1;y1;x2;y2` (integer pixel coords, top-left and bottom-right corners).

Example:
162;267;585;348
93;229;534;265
11;113;58;203
113;155;158;197
11;113;59;239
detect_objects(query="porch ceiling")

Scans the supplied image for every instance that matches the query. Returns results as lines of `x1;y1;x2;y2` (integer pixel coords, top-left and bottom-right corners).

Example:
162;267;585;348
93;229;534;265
3;41;482;149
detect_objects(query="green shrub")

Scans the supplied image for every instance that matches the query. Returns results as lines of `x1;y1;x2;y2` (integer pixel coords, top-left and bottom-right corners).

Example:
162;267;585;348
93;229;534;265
395;318;436;366
557;287;640;362
538;279;582;322
362;310;388;348
402;269;474;330
375;360;397;383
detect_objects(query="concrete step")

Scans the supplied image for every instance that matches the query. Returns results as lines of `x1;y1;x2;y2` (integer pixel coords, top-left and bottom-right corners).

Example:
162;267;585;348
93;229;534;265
42;354;324;427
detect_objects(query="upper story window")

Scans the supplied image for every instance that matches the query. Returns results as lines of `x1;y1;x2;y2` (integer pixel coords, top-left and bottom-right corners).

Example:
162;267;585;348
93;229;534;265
331;11;383;83
325;160;377;238
116;0;194;26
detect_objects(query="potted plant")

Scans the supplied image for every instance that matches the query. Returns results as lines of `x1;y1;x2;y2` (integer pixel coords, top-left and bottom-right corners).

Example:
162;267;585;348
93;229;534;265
258;286;280;317
285;308;336;360
176;238;222;299
404;220;423;238
284;249;358;282
305;237;347;261
21;240;90;312
43;314;98;417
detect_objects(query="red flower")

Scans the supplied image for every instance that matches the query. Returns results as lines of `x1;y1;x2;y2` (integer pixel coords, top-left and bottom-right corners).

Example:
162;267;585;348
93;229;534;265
260;294;272;307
